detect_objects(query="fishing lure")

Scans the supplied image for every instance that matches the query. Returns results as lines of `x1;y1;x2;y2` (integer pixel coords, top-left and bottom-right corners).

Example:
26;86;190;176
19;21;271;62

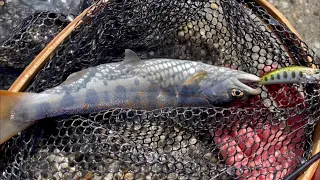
0;49;261;144
259;66;320;85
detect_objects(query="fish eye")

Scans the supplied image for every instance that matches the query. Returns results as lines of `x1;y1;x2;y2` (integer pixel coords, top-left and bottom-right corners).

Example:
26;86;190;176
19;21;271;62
231;89;244;99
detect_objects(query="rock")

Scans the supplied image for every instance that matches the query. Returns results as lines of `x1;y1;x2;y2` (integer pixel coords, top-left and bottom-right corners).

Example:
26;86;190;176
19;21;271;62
268;0;320;57
60;162;69;169
290;0;298;4
47;154;55;162
278;2;289;9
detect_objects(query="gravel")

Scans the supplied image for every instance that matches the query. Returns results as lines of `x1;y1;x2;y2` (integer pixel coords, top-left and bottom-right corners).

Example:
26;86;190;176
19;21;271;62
267;0;320;57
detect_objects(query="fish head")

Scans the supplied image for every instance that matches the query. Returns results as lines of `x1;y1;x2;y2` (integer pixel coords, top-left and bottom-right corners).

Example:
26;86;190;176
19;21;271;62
202;74;261;106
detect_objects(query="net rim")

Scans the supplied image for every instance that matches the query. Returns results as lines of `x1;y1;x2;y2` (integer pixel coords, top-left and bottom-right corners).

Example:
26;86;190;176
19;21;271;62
4;0;319;179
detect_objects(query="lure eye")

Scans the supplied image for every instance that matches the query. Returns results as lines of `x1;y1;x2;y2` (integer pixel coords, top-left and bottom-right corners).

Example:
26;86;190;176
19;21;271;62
231;89;244;99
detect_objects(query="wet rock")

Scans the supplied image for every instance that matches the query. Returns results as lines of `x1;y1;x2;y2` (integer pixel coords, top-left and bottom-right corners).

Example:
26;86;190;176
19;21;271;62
290;0;297;4
267;0;320;57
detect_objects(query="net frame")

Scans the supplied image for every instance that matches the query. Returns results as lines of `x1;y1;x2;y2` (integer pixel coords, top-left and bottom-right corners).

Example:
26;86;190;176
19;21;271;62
2;0;319;179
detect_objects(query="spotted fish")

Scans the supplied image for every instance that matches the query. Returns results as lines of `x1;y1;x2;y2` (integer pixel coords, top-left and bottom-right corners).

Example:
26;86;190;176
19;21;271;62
0;49;261;144
259;66;320;85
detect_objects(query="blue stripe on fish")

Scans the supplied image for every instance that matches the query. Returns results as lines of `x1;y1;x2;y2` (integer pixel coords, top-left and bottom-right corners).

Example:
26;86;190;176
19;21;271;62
132;93;142;107
85;89;99;105
177;84;206;106
179;84;199;96
103;90;110;102
60;94;76;107
114;85;127;105
146;84;159;108
35;103;51;119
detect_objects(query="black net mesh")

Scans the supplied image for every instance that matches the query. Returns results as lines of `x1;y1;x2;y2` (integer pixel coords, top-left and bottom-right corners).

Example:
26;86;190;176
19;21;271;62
1;0;320;179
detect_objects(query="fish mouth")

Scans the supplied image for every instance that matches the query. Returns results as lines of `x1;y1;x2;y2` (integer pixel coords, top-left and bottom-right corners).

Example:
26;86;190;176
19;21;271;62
236;73;261;83
234;74;261;95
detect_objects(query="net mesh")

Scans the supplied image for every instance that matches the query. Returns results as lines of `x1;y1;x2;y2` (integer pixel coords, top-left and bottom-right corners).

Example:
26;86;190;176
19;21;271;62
1;0;320;179
0;10;71;89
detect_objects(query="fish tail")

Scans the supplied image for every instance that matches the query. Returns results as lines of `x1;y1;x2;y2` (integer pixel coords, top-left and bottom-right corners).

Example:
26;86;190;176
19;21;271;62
0;90;35;145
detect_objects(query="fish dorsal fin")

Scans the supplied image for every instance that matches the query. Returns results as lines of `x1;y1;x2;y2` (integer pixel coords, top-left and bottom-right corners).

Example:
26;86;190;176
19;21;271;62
123;49;141;63
183;70;208;86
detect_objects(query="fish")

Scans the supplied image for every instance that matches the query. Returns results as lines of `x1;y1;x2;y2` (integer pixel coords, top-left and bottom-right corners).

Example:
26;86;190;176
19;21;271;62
0;49;261;144
259;66;320;85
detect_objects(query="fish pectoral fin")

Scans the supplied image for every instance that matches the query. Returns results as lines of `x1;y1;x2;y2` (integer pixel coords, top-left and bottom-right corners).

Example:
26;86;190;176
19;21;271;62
183;70;208;86
0;90;36;144
123;49;141;64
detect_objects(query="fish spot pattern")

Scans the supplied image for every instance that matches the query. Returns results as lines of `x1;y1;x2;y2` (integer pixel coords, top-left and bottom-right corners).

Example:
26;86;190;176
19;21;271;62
85;89;99;105
299;71;303;78
114;85;127;105
103;90;110;103
115;85;127;93
291;71;296;78
35;103;51;119
283;71;288;79
60;94;76;108
133;93;143;107
134;79;140;86
270;74;274;80
103;80;108;87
